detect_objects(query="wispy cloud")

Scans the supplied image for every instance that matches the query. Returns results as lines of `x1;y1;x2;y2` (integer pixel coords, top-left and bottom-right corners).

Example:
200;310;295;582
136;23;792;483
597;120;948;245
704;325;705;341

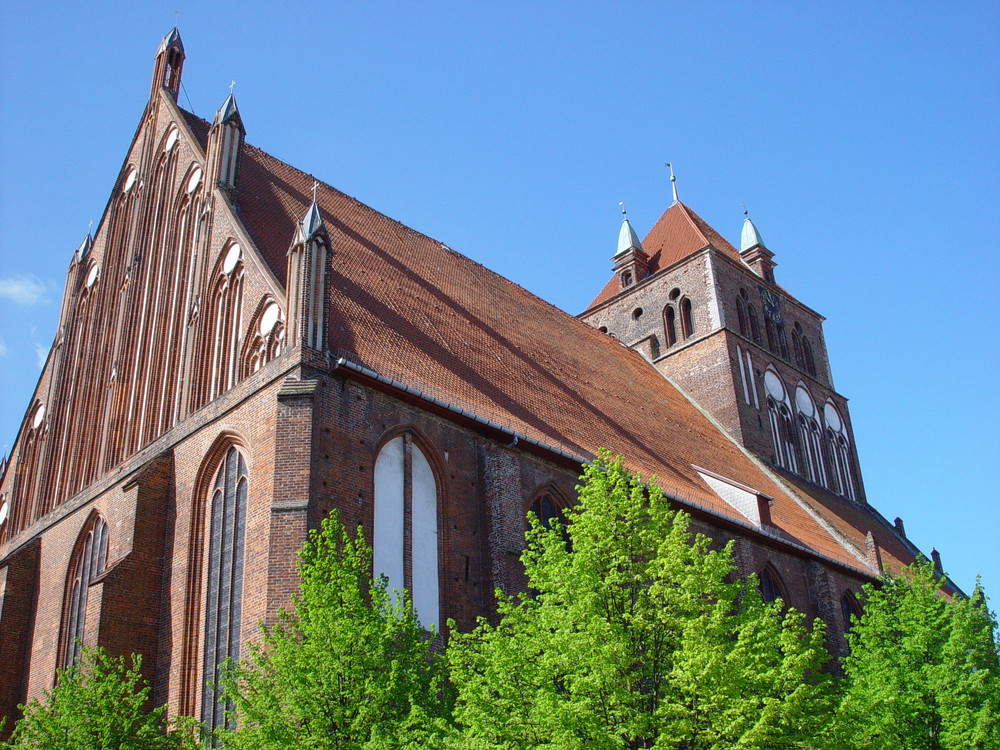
34;342;48;369
0;275;48;305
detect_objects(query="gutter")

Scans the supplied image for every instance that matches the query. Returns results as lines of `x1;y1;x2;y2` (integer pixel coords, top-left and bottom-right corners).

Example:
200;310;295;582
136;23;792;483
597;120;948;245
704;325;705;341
327;355;873;580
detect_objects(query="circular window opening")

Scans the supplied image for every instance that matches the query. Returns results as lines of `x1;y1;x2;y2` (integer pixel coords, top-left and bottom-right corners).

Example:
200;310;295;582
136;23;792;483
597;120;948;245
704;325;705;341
186;166;203;195
632;307;644;320
164;126;179;152
0;499;8;526
222;243;242;274
123;168;138;193
598;326;608;333
669;288;681;300
85;264;100;289
32;403;46;429
259;301;280;336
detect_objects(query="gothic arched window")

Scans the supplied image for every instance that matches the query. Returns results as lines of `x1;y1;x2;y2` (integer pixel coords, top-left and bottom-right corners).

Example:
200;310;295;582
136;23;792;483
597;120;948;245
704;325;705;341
663;305;677;347
201;447;248;733
61;514;109;668
802;337;817;376
373;434;440;630
681;298;695;339
759;566;787;606
747;305;762;345
736;296;748;337
841;591;862;632
824;402;857;501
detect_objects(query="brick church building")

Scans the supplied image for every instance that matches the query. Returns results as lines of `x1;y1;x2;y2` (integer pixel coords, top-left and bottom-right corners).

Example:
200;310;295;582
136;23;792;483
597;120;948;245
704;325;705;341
0;29;954;729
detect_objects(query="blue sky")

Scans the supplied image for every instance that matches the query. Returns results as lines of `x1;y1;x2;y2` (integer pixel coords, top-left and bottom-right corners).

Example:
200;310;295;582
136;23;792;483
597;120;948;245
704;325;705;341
1;2;997;599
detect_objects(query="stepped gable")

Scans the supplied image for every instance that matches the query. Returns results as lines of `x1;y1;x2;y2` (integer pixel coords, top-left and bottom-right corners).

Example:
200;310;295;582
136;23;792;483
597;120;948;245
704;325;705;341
230;142;861;569
586;201;742;311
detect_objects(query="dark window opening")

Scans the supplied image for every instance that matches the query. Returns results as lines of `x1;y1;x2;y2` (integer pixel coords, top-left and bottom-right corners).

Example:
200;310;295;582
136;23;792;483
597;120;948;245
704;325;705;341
62;516;109;669
664;306;677;347
681;298;694;339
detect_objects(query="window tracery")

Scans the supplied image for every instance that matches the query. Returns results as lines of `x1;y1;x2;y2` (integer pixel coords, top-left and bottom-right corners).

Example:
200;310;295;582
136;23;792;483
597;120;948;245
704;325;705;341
373;434;440;629
60;514;109;669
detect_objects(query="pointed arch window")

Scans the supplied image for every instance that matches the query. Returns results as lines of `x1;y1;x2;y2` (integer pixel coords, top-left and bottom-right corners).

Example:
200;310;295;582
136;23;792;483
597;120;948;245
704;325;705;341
759;566;788;606
736;295;748;337
841;591;862;632
61;515;109;668
680;298;695;339
663;305;677;347
747;304;762;345
802;337;817;376
824;402;856;501
209;243;245;401
794;385;826;487
201;446;248;733
373;434;440;630
792;323;805;368
764;370;797;472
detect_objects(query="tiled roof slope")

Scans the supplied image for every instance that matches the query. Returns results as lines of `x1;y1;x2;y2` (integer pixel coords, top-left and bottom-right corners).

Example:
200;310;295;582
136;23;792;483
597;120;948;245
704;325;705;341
586;202;743;310
230;142;865;571
776;471;959;594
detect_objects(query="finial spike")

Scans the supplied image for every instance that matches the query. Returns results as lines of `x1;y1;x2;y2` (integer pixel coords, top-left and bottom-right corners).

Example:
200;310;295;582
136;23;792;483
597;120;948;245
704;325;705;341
740;201;749;218
312;181;319;203
666;162;679;203
87;219;93;235
619;201;627;217
174;9;180;25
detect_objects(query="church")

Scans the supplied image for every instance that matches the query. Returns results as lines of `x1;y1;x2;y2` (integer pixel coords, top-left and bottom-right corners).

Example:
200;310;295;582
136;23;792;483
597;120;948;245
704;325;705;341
0;29;955;730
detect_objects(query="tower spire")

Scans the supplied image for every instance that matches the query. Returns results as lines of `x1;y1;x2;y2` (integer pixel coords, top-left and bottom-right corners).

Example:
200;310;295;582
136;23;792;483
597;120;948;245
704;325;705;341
150;27;185;103
666;162;679;203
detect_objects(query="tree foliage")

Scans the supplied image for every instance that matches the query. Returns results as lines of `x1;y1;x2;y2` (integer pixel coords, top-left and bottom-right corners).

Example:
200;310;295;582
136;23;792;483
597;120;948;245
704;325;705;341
447;452;834;749
833;562;1000;749
214;511;450;750
2;646;195;750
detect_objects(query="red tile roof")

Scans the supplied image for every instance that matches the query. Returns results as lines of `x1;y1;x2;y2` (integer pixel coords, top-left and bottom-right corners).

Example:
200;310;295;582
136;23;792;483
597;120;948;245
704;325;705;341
585;202;743;311
224;138;868;572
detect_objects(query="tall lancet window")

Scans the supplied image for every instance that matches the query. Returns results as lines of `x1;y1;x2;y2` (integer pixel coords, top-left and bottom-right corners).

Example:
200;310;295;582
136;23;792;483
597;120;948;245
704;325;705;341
824;402;857;501
201;447;248;733
209;242;245;401
794;385;826;486
373;434;439;630
61;515;109;668
764;369;798;473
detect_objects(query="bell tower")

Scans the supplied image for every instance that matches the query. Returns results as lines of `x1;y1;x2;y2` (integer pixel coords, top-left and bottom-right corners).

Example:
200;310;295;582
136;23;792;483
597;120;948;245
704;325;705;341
580;196;866;504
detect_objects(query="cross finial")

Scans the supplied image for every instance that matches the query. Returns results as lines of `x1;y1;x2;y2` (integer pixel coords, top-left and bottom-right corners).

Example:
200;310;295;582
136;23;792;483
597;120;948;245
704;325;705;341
87;219;93;235
174;9;180;25
666;163;679;203
619;201;627;217
311;181;319;202
229;80;236;95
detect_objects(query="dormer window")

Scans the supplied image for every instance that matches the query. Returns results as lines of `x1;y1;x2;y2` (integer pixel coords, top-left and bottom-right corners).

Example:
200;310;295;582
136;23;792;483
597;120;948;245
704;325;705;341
622;271;633;288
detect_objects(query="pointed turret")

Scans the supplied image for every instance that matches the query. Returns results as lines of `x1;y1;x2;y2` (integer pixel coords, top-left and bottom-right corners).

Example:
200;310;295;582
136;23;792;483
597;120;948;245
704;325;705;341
611;203;649;291
738;210;776;284
207;91;245;191
287;187;331;351
150;27;185;102
614;215;644;258
740;216;766;252
298;199;325;243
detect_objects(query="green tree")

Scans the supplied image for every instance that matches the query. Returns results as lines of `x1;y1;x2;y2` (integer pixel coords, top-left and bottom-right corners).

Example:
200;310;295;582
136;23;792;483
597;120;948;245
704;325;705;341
215;511;450;750
447;452;834;749
833;562;1000;749
2;645;196;750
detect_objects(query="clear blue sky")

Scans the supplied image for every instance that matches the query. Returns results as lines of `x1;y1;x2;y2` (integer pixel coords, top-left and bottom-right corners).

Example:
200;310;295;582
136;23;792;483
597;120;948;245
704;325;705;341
2;2;997;600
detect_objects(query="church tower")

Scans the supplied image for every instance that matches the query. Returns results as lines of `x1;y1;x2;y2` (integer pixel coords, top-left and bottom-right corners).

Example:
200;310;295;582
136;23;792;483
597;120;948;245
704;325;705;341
580;194;866;504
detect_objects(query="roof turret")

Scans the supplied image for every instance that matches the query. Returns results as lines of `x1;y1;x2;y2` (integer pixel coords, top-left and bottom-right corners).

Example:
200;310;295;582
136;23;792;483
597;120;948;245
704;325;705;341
158;27;184;55
614;209;644;258
297;184;326;243
740;216;766;252
214;93;245;131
